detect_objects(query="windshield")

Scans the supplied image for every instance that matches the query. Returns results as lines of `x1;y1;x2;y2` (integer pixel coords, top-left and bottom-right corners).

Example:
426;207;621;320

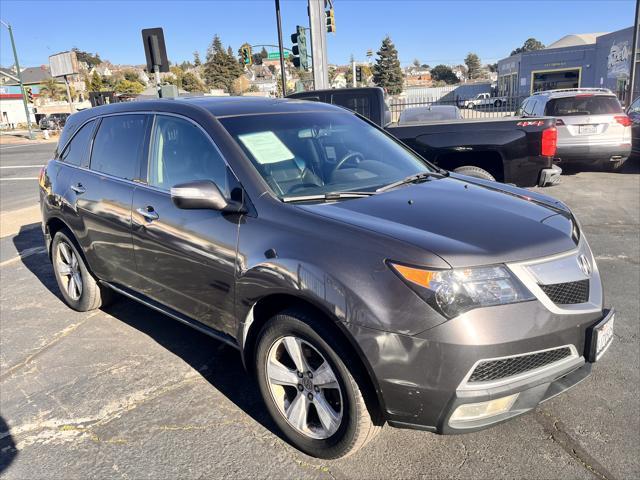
220;111;434;199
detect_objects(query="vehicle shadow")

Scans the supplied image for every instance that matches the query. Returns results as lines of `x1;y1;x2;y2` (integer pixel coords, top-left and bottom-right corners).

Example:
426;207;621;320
11;224;282;443
0;415;18;473
559;154;640;176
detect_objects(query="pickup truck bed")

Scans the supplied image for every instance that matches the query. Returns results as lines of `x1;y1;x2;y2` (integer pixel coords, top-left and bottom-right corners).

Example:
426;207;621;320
288;87;561;187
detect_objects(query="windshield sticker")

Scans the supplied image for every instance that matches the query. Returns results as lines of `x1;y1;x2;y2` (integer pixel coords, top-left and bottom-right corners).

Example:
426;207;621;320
238;131;295;164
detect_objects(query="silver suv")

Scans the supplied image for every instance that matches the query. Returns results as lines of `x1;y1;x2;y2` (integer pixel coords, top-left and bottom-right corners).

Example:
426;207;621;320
519;88;632;171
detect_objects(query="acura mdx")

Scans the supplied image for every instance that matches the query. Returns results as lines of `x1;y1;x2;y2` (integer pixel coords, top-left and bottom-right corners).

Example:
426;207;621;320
39;97;614;458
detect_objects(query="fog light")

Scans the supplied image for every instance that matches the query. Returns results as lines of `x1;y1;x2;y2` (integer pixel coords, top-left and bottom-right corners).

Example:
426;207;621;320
450;393;519;424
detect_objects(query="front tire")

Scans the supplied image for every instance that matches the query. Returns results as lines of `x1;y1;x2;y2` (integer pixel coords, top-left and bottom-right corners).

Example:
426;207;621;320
51;230;113;311
255;309;381;459
453;165;496;181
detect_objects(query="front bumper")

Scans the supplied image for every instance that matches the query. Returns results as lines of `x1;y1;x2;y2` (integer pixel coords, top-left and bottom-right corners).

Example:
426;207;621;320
351;240;610;434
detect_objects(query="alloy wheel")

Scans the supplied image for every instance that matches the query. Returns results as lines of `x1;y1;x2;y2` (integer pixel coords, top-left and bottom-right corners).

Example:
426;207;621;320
265;336;343;439
56;241;83;301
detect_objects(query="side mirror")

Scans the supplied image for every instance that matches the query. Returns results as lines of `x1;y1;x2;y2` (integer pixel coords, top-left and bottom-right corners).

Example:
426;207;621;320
170;180;245;213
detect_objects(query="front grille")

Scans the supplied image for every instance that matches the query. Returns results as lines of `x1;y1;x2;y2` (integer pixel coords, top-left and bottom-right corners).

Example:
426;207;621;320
468;347;573;383
540;279;589;304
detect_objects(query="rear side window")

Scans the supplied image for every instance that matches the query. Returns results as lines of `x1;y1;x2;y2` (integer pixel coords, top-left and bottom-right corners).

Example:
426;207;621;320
522;99;537;116
545;96;623;116
59;120;95;167
90;115;149;180
331;93;371;119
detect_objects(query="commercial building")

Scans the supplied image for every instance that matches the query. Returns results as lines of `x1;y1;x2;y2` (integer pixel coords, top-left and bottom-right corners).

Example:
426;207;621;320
0;85;37;127
497;27;635;104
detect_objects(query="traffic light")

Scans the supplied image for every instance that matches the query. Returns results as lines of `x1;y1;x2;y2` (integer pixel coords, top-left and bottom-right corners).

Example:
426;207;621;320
326;8;336;33
355;66;362;83
241;45;252;66
26;87;34;103
291;26;309;71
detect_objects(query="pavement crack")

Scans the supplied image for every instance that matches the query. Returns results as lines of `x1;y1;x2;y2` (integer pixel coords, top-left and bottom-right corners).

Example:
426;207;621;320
457;439;469;469
0;312;100;382
535;409;618;480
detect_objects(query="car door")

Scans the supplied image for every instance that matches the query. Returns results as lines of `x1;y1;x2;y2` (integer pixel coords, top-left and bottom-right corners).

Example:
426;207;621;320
130;114;239;336
66;114;151;286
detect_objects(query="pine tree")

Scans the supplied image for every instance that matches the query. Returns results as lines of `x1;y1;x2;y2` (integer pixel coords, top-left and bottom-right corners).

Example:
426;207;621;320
373;36;403;95
87;71;103;92
203;35;244;94
465;53;481;80
193;51;201;66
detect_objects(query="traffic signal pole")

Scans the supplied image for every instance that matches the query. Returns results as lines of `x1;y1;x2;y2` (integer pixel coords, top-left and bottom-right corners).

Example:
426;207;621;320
308;0;329;90
1;20;35;140
275;0;287;96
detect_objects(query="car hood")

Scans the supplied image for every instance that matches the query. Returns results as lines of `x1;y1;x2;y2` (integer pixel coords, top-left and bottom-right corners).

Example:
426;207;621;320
298;177;577;268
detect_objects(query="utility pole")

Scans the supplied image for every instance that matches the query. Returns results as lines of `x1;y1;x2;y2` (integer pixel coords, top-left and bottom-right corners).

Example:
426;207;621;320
1;19;35;140
275;0;288;96
629;0;639;104
63;75;75;113
352;59;356;87
308;0;329;89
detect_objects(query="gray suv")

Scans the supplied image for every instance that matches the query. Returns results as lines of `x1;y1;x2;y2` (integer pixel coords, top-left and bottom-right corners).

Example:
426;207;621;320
39;97;614;459
519;88;632;170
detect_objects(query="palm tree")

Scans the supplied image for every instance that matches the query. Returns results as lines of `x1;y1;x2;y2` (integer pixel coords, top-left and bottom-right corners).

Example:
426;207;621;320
39;78;65;101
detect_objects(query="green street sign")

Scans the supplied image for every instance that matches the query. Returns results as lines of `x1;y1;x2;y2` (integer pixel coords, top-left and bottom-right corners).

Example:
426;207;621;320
268;51;289;59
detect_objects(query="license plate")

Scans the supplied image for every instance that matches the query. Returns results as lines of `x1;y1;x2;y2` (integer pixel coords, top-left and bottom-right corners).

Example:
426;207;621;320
587;311;615;362
579;124;598;135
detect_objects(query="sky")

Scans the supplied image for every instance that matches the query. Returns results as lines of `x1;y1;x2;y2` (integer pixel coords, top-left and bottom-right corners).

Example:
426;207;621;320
0;0;636;69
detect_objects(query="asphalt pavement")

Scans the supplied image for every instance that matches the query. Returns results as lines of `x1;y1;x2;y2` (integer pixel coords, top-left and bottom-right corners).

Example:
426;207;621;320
0;158;638;479
0;143;55;212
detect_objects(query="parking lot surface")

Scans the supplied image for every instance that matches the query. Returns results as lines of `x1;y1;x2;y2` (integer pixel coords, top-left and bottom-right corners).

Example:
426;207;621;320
0;158;638;479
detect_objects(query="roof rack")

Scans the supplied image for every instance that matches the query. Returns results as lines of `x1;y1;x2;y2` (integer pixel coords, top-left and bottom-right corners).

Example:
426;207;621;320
532;88;613;96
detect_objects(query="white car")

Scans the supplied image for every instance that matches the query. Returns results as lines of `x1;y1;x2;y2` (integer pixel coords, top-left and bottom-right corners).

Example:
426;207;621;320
519;88;632;171
463;93;508;109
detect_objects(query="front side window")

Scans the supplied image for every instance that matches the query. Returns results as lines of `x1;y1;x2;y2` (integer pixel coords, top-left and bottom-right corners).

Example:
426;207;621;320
90;115;149;180
59;119;95;167
220;111;434;199
147;115;229;193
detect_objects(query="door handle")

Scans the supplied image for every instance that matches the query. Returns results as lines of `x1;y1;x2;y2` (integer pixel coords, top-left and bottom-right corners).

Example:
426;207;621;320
136;206;159;222
70;183;86;194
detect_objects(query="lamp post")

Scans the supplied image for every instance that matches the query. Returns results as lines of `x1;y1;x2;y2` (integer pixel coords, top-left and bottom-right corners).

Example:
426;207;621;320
1;19;35;140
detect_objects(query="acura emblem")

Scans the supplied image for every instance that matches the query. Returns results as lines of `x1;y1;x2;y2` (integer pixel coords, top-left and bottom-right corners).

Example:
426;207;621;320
577;254;592;277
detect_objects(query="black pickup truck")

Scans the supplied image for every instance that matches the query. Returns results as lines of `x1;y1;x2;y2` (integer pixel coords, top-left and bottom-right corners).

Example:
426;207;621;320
288;87;561;187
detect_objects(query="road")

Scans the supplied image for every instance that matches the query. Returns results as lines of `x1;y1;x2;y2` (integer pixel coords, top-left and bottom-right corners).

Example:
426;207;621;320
0;159;638;479
0;143;55;212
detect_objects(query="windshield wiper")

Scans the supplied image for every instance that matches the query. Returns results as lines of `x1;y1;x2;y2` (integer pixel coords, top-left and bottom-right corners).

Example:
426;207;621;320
282;191;376;203
376;171;445;193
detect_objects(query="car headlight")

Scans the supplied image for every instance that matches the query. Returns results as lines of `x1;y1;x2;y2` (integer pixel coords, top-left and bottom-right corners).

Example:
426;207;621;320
388;262;535;318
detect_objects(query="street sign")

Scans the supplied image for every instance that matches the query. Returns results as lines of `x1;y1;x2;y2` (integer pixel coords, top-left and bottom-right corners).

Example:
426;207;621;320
268;51;289;59
49;51;79;77
141;28;169;73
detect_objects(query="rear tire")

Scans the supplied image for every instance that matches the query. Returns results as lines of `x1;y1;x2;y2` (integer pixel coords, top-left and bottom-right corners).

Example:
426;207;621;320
255;309;381;459
453;165;496;181
51;230;113;311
